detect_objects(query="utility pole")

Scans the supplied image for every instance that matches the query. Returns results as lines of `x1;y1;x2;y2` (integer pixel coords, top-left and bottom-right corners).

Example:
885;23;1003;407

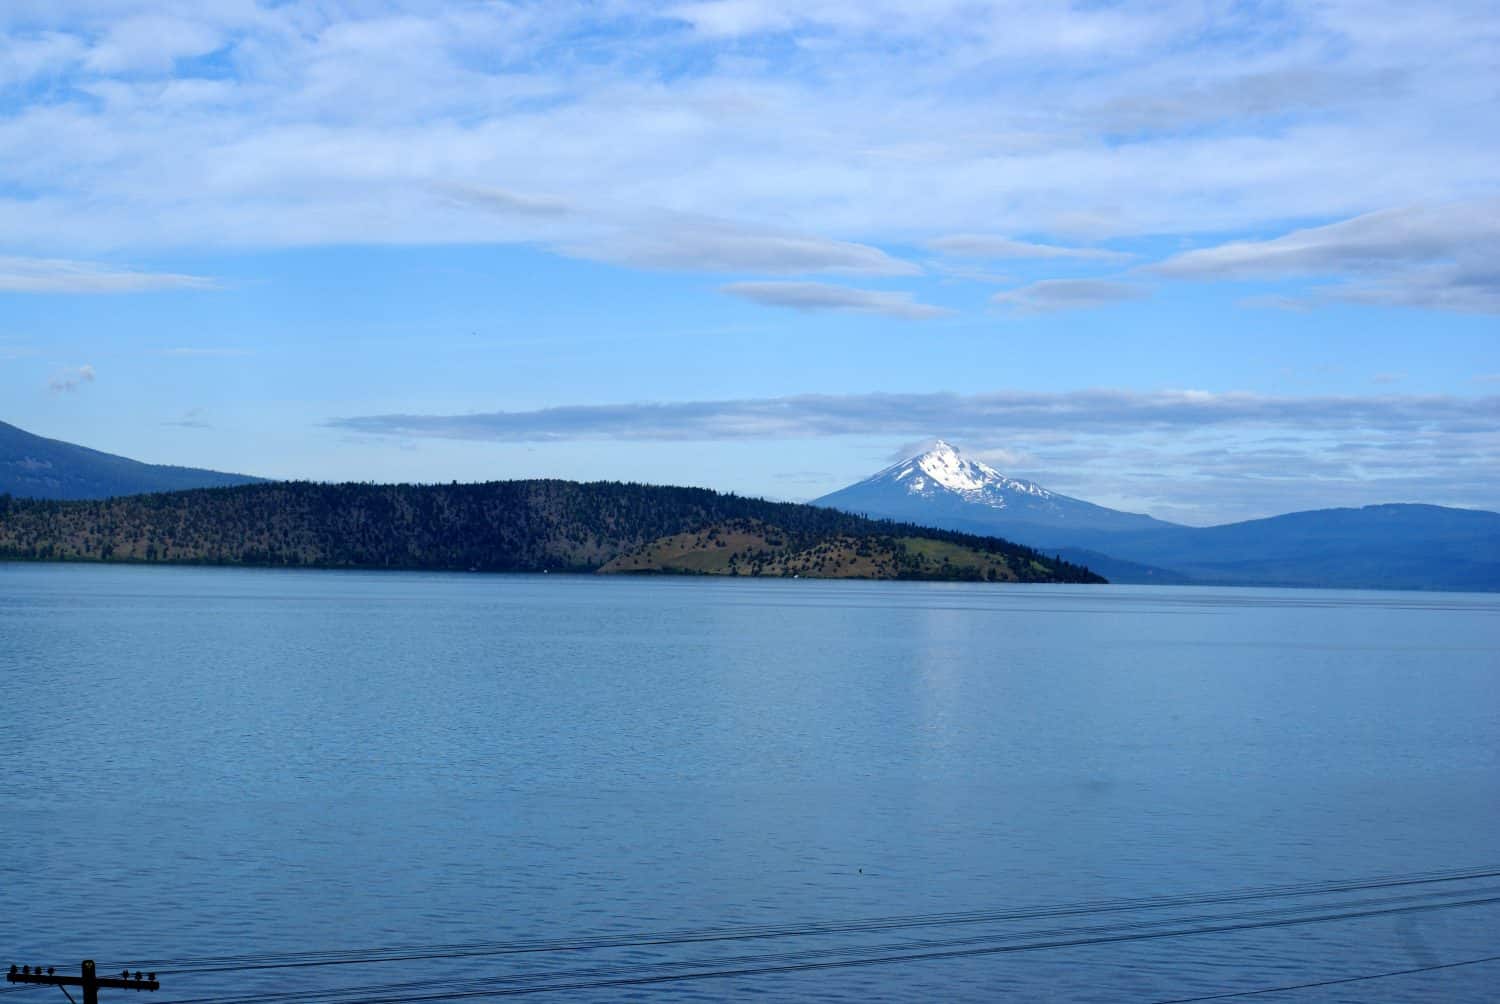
7;960;159;1003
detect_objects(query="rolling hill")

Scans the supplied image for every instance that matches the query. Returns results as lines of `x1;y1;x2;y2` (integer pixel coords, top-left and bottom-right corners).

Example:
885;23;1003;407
0;480;1104;584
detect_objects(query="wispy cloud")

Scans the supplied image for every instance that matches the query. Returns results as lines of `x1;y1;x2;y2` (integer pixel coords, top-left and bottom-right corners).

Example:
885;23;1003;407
992;279;1149;312
721;281;949;318
437;183;573;219
1156;204;1500;277
0;257;217;294
48;364;95;393
331;389;1500;443
1155;201;1500;313
928;235;1130;262
83;14;223;74
1093;67;1406;134
572;222;920;276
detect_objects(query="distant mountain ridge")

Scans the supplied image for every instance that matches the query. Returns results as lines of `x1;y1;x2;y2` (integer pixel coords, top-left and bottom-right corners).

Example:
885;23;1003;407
1056;503;1500;592
0;420;264;499
815;440;1500;592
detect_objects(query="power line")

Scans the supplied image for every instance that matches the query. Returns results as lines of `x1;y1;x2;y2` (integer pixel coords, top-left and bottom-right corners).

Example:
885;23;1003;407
150;892;1500;1004
112;864;1500;977
12;869;1497;1003
1148;953;1500;1002
275;895;1500;1002
149;886;1499;1004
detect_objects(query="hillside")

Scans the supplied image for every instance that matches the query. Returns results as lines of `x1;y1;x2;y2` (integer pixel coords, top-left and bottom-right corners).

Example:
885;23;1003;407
0;420;264;499
0;480;1104;584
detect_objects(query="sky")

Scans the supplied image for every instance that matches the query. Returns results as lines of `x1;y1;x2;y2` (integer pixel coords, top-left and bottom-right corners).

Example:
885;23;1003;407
2;0;1497;526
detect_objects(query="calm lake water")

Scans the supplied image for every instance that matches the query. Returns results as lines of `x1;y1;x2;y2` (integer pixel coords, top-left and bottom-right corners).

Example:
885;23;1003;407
2;564;1498;1002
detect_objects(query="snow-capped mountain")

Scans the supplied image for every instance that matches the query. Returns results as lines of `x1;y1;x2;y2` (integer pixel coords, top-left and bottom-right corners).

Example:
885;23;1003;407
815;440;1500;590
858;440;1054;508
814;440;1174;537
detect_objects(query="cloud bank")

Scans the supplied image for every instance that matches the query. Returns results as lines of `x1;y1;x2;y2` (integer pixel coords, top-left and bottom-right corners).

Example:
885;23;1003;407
0;1;1495;317
333;389;1499;443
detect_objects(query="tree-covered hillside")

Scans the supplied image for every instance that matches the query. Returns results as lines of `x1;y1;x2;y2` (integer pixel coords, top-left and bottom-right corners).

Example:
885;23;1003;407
0;480;1104;583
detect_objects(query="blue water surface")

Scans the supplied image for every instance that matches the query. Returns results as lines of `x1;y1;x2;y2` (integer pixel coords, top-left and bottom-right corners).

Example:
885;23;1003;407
2;565;1497;1001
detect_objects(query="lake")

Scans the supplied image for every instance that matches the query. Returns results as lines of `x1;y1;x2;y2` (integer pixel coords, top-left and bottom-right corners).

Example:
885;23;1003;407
2;564;1497;1002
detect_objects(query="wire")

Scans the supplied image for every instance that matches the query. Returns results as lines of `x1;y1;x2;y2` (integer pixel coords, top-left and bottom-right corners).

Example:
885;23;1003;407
1148;953;1500;1002
153;892;1500;1004
151;886;1499;1004
114;863;1500;976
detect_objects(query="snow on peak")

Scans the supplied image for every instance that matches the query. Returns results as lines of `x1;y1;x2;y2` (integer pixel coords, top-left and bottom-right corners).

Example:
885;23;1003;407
881;439;1052;504
916;440;995;492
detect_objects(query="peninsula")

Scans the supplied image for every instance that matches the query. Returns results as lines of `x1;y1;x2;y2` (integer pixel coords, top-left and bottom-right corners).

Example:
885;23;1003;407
0;480;1104;584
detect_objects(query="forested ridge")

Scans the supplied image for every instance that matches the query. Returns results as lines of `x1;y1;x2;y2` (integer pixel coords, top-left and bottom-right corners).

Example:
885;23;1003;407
0;480;1104;583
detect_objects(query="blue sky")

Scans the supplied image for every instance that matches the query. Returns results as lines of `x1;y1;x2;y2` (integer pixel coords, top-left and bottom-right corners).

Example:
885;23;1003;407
2;1;1497;525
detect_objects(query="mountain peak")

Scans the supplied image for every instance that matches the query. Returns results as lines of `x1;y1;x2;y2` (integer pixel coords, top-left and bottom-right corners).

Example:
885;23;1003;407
814;440;1184;543
869;438;1049;505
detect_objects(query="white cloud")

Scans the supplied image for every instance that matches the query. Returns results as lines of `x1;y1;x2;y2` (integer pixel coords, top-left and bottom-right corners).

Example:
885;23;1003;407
439;183;572;219
0;256;217;293
1155;201;1500;313
0;1;1493;274
1155;203;1500;279
992;279;1148;312
573;220;920;276
84;14;223;74
721;280;949;318
331;388;1500;443
928;235;1130;262
1093;68;1405;134
0;31;84;87
971;446;1033;469
48;363;94;393
668;1;800;38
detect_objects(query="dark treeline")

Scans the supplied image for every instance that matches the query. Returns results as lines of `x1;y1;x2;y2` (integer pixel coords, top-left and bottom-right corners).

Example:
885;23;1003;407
0;480;1104;583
